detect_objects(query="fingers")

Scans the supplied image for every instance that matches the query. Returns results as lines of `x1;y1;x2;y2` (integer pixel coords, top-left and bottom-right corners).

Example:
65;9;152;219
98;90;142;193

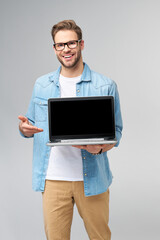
22;123;43;133
18;115;43;137
72;144;115;153
21;124;43;137
86;145;102;152
72;145;86;149
72;144;101;153
18;115;28;122
102;143;115;152
72;144;103;149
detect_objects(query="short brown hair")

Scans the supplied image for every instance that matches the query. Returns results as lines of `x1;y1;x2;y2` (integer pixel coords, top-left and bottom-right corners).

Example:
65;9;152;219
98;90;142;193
51;20;82;42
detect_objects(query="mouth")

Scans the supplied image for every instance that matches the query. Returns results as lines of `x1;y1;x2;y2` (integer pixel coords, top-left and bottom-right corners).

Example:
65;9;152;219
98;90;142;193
63;54;74;60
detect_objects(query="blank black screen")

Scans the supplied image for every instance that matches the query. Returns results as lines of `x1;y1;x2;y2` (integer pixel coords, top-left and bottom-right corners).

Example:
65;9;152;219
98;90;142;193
49;97;115;139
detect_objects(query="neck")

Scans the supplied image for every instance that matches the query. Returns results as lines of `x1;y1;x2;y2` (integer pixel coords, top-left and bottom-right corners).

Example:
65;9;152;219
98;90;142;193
60;59;84;78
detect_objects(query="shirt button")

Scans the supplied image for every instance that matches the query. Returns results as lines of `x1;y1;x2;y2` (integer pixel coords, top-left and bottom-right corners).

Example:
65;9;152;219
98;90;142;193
85;173;87;176
83;157;86;159
77;89;80;92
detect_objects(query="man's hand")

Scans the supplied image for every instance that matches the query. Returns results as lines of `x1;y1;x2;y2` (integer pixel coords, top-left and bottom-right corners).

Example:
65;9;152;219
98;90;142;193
18;115;43;137
72;144;115;154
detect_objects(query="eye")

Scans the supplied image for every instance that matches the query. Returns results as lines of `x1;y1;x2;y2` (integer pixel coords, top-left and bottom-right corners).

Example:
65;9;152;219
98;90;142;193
56;43;64;47
69;41;76;45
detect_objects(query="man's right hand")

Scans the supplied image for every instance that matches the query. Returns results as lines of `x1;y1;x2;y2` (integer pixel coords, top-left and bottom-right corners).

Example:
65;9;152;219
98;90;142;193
18;115;43;137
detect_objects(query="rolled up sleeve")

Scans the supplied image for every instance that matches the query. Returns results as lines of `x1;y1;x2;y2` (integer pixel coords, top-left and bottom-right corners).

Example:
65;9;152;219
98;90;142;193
109;82;123;147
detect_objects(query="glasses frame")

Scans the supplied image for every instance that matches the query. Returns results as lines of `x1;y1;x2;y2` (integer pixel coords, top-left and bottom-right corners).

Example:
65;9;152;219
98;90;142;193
53;39;82;51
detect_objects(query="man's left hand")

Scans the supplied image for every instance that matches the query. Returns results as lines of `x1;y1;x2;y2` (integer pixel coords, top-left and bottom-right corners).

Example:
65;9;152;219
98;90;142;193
72;144;115;154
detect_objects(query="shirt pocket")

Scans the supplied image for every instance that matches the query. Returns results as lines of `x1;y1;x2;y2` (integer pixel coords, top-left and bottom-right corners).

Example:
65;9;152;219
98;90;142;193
33;97;48;122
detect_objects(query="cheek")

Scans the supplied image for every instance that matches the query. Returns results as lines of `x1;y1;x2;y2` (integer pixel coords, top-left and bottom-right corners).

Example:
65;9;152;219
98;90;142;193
56;53;62;59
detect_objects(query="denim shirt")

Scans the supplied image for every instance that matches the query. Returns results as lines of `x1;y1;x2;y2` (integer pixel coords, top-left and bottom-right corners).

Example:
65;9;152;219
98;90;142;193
21;63;123;196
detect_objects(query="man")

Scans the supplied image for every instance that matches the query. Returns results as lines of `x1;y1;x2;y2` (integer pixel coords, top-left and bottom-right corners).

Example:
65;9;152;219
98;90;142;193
19;20;123;240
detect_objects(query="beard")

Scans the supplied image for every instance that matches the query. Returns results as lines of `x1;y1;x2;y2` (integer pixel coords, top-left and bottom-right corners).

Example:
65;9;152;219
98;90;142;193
56;47;82;69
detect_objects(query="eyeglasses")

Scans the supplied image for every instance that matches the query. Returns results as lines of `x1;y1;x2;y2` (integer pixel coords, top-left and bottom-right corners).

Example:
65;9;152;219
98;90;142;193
53;39;82;51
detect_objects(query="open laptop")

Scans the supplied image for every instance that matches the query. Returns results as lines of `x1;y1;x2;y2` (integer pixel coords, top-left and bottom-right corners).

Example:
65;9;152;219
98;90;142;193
46;96;117;146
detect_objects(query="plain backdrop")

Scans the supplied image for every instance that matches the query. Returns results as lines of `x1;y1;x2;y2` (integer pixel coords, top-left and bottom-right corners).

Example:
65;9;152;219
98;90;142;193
1;0;160;239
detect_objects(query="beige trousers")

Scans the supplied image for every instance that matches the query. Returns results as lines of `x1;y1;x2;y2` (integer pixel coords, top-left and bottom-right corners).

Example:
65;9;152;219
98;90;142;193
42;180;111;240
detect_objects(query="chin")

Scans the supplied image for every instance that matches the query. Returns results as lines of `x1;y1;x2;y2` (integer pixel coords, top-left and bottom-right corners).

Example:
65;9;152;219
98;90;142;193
62;60;79;69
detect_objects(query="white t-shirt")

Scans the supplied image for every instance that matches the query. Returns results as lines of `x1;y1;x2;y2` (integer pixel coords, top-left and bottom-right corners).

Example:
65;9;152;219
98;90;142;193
45;74;83;181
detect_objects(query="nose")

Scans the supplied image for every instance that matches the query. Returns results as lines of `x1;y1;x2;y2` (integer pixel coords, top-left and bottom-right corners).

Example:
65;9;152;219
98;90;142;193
63;43;70;51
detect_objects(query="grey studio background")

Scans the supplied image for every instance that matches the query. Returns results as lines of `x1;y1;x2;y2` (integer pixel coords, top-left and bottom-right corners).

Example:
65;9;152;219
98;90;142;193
1;0;160;239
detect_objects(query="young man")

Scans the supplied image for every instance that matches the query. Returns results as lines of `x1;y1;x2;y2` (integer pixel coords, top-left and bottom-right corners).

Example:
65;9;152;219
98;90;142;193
19;20;123;240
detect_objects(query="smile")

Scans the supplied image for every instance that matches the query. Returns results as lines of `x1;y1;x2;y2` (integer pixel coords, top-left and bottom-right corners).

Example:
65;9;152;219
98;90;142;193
63;54;74;59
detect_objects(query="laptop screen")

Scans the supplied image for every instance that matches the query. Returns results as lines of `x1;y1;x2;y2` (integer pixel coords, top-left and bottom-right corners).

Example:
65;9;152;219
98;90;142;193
48;96;115;141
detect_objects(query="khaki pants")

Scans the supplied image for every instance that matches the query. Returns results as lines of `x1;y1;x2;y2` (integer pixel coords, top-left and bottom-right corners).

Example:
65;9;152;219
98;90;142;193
42;180;111;240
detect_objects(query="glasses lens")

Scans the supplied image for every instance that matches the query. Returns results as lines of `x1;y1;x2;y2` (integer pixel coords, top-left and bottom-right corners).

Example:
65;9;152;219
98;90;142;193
68;41;77;49
55;43;64;51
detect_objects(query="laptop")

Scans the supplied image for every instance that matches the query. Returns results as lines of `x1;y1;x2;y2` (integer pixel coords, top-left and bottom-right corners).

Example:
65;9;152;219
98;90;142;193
46;96;117;146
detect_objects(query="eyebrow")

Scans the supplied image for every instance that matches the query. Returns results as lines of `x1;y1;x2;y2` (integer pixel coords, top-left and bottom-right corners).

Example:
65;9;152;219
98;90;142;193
54;40;78;44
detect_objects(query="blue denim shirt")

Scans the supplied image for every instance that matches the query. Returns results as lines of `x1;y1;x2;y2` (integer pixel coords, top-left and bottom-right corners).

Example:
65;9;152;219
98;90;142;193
21;63;123;196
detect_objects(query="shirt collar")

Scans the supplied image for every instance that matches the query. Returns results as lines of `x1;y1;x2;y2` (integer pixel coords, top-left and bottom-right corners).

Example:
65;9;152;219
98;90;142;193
49;62;91;85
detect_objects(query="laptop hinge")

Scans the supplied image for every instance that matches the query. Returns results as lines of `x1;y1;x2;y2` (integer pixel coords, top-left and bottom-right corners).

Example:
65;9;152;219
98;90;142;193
61;138;105;143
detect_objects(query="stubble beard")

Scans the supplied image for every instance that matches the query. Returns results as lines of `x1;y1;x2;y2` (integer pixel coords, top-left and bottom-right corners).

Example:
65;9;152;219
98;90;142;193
57;48;82;69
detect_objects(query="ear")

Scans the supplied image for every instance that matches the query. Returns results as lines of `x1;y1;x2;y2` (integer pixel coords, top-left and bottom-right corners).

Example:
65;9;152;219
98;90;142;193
80;40;84;50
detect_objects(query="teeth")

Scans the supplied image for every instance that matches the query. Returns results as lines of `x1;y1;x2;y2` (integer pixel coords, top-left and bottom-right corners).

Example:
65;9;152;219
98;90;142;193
64;55;72;58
